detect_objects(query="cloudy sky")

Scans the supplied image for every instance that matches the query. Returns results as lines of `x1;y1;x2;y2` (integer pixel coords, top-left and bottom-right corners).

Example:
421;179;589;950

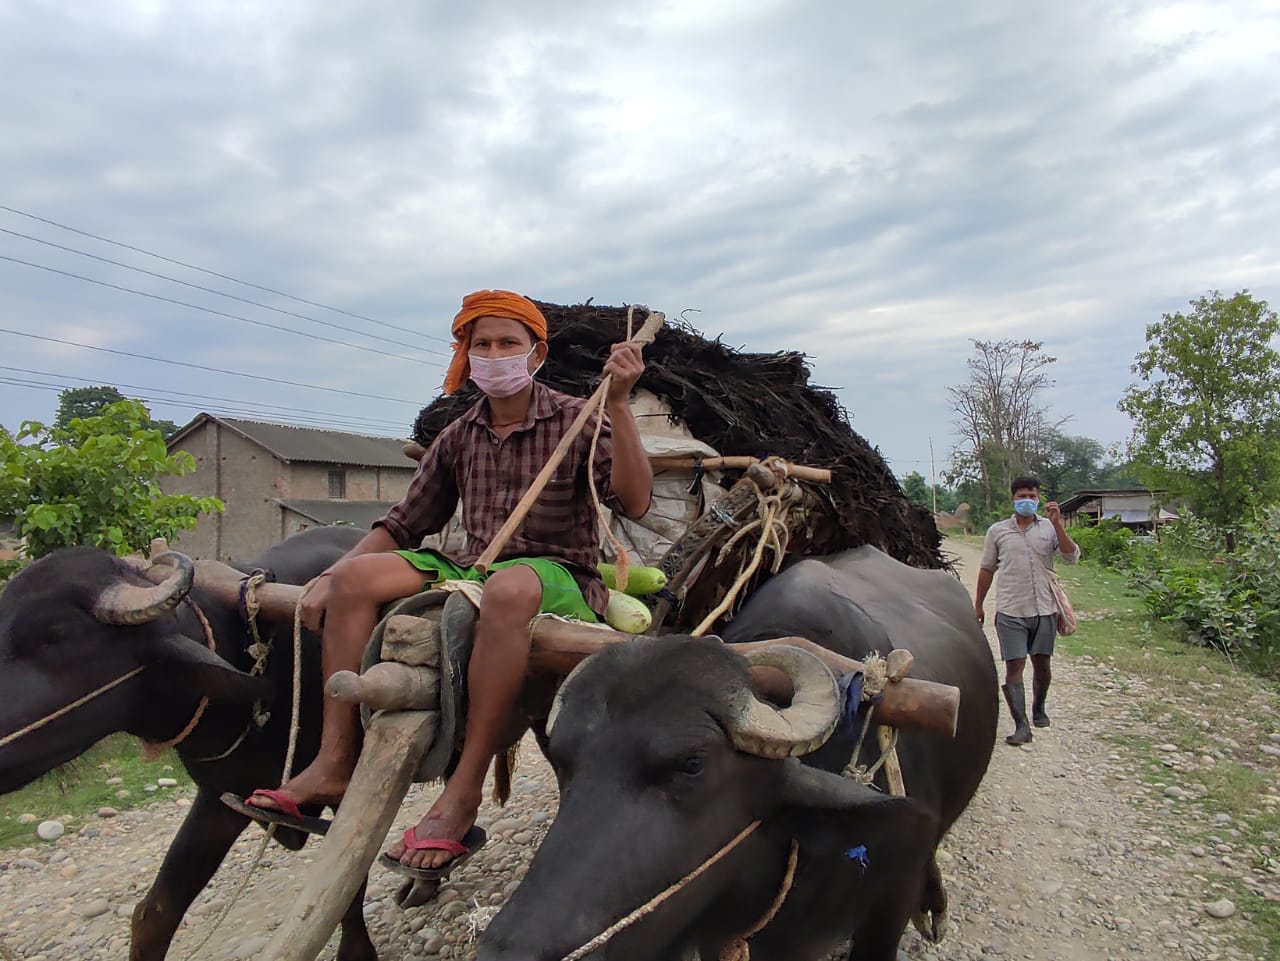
1;0;1278;484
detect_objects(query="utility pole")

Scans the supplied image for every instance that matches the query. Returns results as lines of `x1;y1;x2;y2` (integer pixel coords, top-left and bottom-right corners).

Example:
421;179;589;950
929;436;938;515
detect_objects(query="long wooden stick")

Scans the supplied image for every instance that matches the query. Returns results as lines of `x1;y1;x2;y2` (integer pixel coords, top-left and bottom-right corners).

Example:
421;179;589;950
473;310;666;573
650;456;832;484
261;709;437;961
402;445;834;487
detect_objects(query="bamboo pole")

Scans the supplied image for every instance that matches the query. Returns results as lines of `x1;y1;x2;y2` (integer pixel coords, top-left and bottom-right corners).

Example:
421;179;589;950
649;455;832;484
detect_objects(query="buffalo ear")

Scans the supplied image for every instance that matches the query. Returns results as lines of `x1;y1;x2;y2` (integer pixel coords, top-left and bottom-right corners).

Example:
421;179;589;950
779;759;935;829
780;759;895;810
146;634;270;704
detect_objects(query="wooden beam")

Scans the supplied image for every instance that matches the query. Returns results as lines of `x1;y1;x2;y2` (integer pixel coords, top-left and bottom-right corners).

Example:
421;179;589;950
260;710;438;961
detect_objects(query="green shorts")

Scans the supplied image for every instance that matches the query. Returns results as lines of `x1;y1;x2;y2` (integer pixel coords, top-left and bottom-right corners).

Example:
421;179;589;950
392;548;599;623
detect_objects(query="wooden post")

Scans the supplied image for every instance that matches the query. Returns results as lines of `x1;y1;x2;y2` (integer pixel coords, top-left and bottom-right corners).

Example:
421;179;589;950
260;710;438;961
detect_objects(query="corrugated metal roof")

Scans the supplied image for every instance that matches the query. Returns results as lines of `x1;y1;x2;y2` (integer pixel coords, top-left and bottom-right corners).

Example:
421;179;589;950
277;499;396;529
172;414;414;468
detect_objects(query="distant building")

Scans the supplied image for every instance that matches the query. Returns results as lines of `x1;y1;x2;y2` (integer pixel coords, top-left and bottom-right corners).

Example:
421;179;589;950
162;414;415;561
1057;488;1179;531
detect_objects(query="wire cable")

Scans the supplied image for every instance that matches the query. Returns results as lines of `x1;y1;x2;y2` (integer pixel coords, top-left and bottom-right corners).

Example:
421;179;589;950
0;202;453;345
0;365;410;431
0;227;450;356
0;376;410;435
0;254;444;368
0;327;423;406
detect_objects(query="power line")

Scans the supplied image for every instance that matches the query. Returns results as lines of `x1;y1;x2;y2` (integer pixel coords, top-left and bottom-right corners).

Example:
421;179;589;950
0;365;410;431
0;377;410;435
0;327;424;406
0;254;445;368
0;227;450;357
0;202;453;345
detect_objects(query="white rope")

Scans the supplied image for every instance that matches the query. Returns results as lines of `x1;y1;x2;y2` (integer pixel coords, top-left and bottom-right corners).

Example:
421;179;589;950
559;820;763;961
140;597;217;761
0;667;145;750
182;576;316;954
692;488;792;637
718;838;800;961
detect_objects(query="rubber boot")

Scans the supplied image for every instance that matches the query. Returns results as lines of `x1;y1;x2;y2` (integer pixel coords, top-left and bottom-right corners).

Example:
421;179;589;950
1032;676;1051;728
1002;683;1033;745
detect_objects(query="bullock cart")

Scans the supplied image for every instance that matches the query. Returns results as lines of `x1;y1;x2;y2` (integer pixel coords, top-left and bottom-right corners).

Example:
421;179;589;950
167;304;977;961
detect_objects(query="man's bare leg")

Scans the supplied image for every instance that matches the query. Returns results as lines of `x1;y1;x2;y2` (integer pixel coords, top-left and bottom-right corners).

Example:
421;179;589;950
248;553;426;810
386;564;542;870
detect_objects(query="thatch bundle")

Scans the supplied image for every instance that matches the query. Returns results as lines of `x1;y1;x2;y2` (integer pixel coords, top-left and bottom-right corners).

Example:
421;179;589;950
411;301;944;571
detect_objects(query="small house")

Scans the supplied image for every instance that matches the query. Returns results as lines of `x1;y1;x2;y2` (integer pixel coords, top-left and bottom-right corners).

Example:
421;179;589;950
1057;488;1178;531
162;414;416;561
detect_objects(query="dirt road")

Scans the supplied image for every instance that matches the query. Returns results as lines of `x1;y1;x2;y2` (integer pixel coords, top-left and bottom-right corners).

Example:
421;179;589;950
0;539;1268;960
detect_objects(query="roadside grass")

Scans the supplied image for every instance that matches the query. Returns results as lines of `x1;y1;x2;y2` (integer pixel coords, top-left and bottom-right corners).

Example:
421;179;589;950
0;734;191;850
1055;559;1280;958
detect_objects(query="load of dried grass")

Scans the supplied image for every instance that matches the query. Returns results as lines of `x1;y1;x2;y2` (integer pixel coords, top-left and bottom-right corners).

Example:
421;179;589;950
411;301;943;571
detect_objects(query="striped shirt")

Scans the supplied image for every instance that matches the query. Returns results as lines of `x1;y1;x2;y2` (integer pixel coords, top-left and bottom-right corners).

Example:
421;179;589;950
375;382;622;617
980;515;1081;618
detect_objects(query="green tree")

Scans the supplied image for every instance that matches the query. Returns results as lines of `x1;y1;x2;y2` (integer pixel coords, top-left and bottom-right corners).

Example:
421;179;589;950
1118;290;1280;531
1034;432;1106;500
55;385;180;438
0;400;222;565
900;470;930;506
55;385;127;428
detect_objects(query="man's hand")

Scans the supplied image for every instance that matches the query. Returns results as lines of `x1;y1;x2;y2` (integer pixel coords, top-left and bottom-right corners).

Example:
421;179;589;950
975;602;985;626
300;573;334;634
1046;501;1063;526
604;342;645;403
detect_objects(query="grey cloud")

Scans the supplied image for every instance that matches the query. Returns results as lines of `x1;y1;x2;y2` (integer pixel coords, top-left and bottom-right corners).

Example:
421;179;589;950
2;0;1279;470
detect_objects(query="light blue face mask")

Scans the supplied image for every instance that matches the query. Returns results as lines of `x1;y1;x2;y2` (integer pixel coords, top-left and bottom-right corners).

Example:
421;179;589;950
1013;498;1039;517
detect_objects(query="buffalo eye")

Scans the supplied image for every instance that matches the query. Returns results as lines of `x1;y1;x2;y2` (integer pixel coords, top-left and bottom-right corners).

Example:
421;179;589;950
677;755;704;777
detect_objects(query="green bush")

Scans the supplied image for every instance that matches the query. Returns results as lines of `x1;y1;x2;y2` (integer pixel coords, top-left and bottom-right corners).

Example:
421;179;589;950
0;401;222;580
1130;512;1280;674
1071;518;1139;569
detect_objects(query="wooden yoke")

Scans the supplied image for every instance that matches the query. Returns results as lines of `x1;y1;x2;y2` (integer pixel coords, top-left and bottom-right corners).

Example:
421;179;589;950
184;557;961;737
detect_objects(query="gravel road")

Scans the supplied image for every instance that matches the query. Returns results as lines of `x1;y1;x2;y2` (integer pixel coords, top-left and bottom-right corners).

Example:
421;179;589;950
2;539;1274;960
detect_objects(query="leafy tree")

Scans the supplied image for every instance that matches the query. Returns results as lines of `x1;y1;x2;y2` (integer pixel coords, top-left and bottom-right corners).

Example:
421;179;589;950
55;385;127;428
900;470;930;506
55;385;180;438
1034;432;1106;500
0;400;222;567
1118;290;1280;531
900;470;959;514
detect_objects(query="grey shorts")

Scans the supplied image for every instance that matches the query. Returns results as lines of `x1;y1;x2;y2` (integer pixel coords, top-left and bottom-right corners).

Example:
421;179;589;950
995;613;1056;661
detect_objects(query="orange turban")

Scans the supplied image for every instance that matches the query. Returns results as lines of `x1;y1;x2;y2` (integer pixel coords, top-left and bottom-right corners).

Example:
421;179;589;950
442;290;548;394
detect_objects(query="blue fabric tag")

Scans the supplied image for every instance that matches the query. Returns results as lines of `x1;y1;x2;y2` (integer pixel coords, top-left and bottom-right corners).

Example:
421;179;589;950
845;844;869;870
837;671;867;737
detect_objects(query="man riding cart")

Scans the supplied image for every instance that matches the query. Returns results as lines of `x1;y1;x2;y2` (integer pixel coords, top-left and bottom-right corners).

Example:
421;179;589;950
226;288;655;878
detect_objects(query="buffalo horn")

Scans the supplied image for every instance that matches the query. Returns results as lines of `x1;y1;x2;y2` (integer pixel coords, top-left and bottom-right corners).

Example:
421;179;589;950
93;551;195;626
724;645;841;758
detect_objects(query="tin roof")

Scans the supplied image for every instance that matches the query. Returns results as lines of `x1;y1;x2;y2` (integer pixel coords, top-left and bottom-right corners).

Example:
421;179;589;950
168;414;414;469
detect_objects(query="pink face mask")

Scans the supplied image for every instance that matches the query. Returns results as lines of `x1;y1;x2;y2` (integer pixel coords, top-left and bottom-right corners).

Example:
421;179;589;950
469;346;541;398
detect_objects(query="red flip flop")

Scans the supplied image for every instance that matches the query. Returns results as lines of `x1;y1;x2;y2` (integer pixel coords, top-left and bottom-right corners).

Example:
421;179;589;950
378;824;488;881
221;789;332;836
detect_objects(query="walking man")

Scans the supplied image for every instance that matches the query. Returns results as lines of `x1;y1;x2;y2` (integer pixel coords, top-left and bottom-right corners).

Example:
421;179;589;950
974;475;1080;745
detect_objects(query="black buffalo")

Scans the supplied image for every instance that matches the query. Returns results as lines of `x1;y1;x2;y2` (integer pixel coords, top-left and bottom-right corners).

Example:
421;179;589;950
0;526;374;961
479;546;998;961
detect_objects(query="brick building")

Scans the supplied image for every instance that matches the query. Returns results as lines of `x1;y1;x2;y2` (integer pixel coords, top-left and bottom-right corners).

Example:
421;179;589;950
162;414;415;561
